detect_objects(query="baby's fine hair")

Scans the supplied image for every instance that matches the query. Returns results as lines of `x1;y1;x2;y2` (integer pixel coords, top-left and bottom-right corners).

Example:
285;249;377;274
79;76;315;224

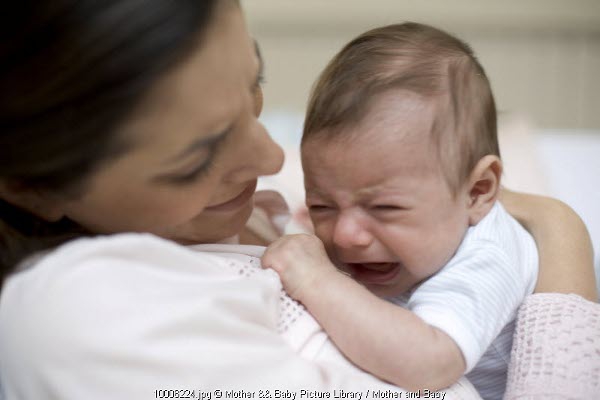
302;22;499;193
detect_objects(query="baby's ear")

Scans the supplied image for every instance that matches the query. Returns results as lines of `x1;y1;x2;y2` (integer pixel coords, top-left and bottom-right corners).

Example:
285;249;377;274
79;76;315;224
466;155;502;226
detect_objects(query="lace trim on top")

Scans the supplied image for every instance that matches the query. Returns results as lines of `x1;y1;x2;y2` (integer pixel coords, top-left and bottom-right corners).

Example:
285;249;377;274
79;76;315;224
220;253;306;335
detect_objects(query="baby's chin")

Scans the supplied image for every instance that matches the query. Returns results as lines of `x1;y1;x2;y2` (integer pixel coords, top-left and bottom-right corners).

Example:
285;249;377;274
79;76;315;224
363;281;413;298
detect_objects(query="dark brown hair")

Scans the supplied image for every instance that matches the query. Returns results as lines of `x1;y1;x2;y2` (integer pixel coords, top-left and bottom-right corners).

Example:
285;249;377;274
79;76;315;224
303;22;499;192
0;0;218;285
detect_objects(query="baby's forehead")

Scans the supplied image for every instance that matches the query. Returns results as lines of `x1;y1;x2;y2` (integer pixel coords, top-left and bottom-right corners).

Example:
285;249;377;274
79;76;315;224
305;89;443;146
366;89;437;117
302;129;443;180
308;109;440;157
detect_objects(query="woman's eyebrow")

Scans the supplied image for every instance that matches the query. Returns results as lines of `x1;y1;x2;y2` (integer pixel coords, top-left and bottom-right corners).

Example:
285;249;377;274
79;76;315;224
163;42;262;167
163;125;233;165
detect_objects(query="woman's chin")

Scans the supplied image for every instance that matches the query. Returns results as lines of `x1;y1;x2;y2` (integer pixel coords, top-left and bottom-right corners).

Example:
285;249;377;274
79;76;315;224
215;203;254;241
168;201;254;245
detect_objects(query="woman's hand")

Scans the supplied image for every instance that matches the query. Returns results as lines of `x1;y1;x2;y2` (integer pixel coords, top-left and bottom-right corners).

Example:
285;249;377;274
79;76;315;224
500;189;597;301
261;233;339;300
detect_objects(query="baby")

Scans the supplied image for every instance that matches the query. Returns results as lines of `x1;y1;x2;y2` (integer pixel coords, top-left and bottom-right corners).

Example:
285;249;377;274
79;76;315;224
262;23;538;400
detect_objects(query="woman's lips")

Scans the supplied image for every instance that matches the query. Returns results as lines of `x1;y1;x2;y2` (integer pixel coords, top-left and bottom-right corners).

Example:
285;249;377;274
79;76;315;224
346;262;401;284
204;181;257;212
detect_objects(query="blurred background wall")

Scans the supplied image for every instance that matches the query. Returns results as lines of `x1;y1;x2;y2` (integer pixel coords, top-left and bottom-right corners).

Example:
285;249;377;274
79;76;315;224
244;0;600;130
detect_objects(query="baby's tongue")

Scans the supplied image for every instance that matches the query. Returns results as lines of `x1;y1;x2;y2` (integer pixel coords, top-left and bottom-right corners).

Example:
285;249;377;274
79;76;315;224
356;262;396;272
350;262;400;284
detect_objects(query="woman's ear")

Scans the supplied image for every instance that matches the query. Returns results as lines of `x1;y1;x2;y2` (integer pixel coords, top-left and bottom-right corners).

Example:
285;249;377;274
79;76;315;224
466;155;502;226
0;180;66;222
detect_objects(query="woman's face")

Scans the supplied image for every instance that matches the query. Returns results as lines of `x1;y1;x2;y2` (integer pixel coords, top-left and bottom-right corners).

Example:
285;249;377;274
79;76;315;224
57;1;284;244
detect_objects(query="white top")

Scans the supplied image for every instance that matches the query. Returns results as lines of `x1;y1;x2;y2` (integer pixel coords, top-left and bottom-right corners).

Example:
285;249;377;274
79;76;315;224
390;203;538;400
0;234;481;400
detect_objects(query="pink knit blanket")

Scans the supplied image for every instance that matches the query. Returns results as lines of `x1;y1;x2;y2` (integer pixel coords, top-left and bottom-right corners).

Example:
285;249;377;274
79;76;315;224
504;293;600;399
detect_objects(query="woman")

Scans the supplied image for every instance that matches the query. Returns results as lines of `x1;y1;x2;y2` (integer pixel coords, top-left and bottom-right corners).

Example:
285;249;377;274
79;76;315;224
0;1;596;399
0;1;475;397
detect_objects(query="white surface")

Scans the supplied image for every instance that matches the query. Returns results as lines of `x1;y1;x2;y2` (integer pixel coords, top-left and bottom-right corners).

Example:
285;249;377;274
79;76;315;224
535;131;600;287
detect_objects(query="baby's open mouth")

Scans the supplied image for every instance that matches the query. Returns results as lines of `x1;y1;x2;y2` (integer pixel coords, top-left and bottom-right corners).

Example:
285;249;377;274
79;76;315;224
344;262;401;284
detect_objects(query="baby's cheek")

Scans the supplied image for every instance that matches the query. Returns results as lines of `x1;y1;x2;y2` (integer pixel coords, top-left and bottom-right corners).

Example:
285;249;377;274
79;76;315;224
430;224;468;264
385;230;435;268
315;233;340;267
312;221;333;246
411;237;455;275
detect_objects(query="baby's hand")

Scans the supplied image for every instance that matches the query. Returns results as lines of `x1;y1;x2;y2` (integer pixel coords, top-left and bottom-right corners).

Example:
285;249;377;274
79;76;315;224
262;234;337;300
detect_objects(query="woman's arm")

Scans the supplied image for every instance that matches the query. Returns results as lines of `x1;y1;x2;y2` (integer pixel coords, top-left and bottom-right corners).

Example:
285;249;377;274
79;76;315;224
501;191;599;400
501;189;597;301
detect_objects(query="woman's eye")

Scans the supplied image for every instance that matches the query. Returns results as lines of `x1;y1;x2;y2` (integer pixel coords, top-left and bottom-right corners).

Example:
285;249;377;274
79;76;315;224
162;128;232;186
168;160;214;185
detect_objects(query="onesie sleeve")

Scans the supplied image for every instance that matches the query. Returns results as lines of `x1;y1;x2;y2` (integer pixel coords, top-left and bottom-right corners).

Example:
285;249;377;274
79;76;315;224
405;240;536;373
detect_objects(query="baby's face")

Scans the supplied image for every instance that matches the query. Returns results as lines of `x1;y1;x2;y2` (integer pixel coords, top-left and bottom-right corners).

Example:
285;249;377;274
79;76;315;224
302;92;471;297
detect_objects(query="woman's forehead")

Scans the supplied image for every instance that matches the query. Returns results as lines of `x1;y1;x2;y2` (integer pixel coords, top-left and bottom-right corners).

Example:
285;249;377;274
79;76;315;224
115;2;257;153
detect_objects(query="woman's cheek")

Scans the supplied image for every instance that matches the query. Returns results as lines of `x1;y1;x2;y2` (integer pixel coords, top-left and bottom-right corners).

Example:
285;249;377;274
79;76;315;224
149;189;210;223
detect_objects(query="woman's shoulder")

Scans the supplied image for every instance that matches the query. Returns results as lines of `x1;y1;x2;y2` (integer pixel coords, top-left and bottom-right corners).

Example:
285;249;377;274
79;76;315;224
11;232;267;282
2;233;279;314
19;232;223;271
0;233;282;367
0;234;289;396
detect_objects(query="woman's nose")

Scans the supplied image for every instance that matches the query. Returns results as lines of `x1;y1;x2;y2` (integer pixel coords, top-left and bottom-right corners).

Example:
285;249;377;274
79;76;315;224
255;122;285;176
332;212;373;249
223;121;284;183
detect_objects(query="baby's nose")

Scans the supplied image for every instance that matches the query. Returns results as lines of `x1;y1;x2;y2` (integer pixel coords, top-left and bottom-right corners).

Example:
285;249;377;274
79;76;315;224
332;213;373;249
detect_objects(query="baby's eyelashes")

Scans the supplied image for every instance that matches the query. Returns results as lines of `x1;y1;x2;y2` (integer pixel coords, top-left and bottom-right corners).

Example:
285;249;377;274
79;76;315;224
307;204;407;213
308;204;334;212
367;202;411;213
367;205;410;220
370;205;404;211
